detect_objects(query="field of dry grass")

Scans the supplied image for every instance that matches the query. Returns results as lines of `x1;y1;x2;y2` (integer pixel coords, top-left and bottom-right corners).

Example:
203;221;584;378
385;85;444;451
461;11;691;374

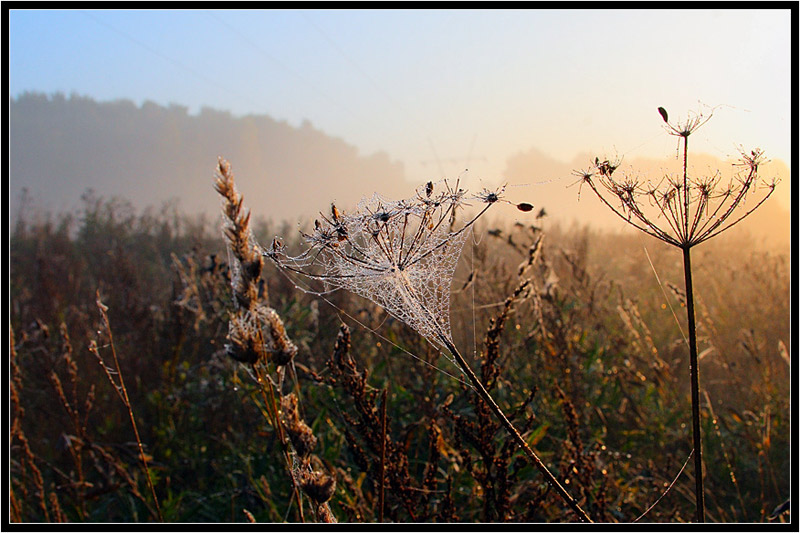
9;169;790;523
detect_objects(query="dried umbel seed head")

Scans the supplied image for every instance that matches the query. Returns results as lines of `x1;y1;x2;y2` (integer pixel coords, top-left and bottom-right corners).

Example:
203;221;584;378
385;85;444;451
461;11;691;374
476;186;505;204
298;469;337;505
570;107;779;250
266;179;527;358
281;394;317;458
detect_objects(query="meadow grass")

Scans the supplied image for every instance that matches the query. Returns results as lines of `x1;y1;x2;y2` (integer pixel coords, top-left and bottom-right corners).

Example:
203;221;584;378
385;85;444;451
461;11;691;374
8;167;789;522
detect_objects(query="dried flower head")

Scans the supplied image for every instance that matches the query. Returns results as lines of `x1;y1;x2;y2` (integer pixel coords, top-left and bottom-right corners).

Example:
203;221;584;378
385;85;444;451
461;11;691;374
662;106;714;138
281;393;317;458
226;305;297;366
297;468;336;504
217;166;588;522
264;179;513;354
575;109;778;248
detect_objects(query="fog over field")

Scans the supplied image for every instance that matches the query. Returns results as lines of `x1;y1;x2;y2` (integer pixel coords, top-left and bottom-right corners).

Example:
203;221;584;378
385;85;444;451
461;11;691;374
9;92;790;248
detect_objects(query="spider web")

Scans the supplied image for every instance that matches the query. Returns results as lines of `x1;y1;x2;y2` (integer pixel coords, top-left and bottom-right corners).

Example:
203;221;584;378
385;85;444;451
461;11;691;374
272;188;474;356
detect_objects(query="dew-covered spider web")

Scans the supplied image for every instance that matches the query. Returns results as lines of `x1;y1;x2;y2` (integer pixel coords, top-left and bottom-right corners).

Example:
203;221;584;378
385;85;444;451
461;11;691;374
264;180;500;361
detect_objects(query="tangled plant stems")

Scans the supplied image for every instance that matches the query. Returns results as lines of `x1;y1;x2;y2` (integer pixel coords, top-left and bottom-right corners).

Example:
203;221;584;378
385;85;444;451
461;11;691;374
260;177;591;522
573;107;778;522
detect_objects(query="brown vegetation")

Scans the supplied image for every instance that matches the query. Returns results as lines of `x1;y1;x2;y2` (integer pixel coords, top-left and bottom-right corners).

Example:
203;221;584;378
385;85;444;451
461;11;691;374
8;153;790;522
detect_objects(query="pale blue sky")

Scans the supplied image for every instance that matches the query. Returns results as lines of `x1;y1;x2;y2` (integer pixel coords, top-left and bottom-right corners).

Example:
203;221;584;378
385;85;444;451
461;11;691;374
9;8;793;188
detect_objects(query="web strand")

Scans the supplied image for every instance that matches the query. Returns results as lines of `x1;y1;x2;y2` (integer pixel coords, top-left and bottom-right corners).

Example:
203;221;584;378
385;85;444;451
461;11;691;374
269;263;476;390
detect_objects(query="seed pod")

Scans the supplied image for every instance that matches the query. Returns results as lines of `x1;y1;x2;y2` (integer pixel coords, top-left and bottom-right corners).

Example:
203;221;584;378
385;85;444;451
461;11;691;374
658;106;669;123
598;160;617;177
281;394;317;457
517;202;534;212
426;181;434;197
272;347;296;366
299;470;336;504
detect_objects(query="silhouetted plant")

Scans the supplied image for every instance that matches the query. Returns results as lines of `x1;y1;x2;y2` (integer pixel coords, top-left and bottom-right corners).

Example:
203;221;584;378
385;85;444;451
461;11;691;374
262;175;591;521
573;106;779;522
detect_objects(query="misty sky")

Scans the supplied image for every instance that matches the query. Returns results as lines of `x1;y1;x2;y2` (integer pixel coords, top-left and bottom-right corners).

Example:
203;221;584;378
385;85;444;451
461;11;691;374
9;8;792;197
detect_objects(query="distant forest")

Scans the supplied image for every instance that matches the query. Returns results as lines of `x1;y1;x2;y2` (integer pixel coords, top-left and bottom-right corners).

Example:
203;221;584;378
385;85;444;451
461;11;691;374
9;92;408;224
9;92;790;249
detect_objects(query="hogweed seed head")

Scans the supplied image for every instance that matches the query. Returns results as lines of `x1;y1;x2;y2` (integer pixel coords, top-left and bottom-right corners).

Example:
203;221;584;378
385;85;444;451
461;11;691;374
263;179;523;355
574;109;778;248
660;105;714;139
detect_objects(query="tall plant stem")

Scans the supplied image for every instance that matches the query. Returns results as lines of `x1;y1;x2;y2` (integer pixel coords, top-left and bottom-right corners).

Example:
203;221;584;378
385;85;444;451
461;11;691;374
253;364;305;523
682;245;705;522
378;389;387;523
439;335;593;523
95;302;163;522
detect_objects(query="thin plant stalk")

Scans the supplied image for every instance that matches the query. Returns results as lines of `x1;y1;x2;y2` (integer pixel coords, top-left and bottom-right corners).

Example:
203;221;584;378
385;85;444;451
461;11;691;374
378;389;387;523
253;364;305;523
682;245;704;522
92;295;163;522
439;334;592;523
395;268;591;521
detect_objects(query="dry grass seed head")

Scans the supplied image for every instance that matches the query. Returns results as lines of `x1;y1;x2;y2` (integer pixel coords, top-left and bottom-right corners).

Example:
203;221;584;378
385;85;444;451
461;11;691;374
281;393;318;459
